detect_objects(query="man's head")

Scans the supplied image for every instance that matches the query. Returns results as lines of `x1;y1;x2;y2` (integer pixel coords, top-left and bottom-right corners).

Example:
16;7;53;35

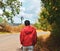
24;20;30;26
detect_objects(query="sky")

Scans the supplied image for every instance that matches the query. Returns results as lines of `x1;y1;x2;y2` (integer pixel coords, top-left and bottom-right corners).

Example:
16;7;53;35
13;0;42;24
0;0;42;24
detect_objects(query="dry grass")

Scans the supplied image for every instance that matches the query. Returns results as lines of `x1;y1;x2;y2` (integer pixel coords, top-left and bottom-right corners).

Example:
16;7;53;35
0;24;25;33
34;30;60;51
34;31;51;51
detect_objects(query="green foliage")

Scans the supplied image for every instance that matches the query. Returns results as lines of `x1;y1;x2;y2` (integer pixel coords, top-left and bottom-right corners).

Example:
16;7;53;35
34;23;41;29
37;7;51;31
41;0;60;50
0;17;3;23
41;0;60;25
40;0;60;31
0;0;21;23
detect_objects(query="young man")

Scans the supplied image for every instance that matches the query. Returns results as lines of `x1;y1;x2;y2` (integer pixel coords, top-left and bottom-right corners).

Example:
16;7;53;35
20;20;37;51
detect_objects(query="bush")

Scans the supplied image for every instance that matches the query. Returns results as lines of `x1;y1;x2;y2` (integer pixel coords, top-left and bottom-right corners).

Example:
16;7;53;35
34;34;60;51
34;36;49;51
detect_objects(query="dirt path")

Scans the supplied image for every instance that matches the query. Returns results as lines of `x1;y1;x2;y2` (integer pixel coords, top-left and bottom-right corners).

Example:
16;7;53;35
0;34;22;51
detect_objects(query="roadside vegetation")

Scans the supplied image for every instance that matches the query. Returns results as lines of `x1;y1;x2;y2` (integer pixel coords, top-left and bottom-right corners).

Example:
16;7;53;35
0;24;25;34
34;0;60;51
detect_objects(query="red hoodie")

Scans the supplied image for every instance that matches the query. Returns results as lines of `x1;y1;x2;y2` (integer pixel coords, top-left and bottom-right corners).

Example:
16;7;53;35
20;26;37;46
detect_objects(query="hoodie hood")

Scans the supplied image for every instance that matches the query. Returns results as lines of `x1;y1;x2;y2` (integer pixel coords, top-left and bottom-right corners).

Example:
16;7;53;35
24;26;33;34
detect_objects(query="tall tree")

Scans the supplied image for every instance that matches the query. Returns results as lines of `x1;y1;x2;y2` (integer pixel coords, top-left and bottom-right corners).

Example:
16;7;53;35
0;0;21;23
40;0;60;50
20;16;24;24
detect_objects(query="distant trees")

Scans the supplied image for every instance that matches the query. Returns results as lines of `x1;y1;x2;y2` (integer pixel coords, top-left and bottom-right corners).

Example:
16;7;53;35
21;16;24;24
